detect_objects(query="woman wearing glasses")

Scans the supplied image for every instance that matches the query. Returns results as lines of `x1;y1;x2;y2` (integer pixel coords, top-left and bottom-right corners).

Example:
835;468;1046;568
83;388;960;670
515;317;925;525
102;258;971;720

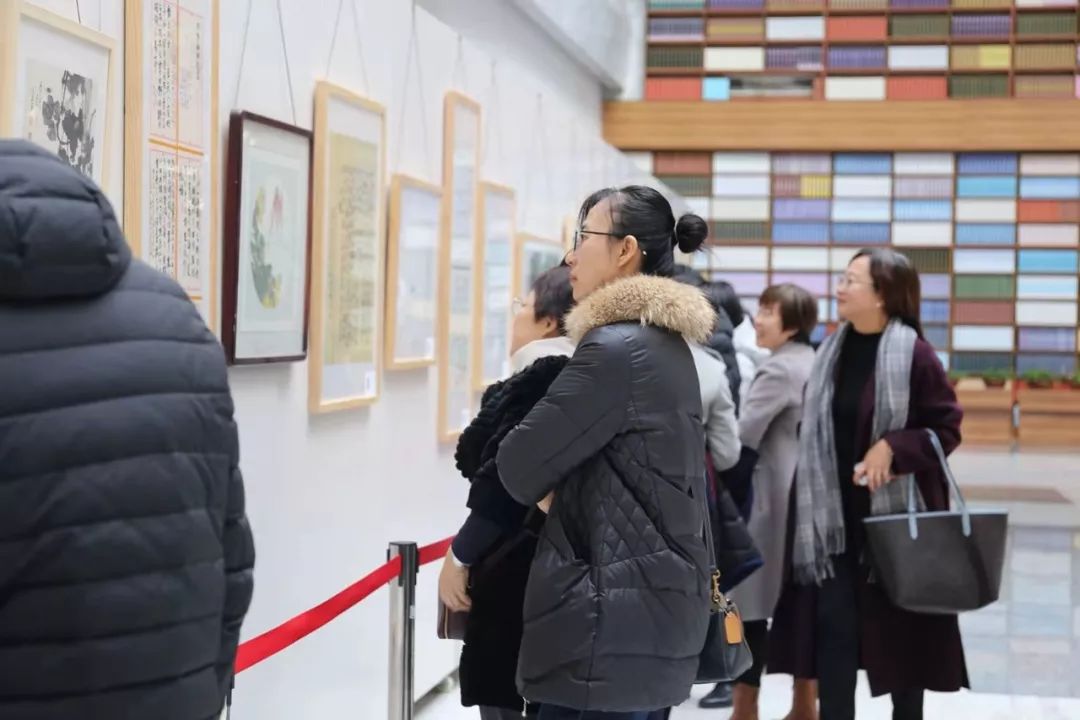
770;248;966;720
440;265;575;720
496;186;714;720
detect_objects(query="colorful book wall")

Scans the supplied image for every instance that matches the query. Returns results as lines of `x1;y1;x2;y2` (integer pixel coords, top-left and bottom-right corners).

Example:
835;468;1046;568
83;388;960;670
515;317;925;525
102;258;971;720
639;150;1080;375
645;0;1080;100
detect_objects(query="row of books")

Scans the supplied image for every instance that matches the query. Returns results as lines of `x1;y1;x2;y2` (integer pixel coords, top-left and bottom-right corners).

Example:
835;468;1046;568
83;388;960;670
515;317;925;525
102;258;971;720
650;0;1080;11
644;74;1080;99
649;13;1078;40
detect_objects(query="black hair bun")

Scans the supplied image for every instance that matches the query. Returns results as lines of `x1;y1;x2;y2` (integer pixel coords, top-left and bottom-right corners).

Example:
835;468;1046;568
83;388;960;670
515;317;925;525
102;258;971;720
674;213;708;254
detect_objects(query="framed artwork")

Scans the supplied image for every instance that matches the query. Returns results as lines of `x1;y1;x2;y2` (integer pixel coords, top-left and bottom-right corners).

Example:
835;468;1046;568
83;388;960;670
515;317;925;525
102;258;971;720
124;0;219;327
222;111;313;365
0;2;116;186
308;81;386;413
386;174;442;371
474;182;516;389
514;233;564;299
437;92;482;443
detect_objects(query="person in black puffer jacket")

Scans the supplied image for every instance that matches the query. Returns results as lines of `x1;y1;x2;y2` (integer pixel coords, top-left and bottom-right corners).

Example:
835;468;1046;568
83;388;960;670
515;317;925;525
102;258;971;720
439;265;576;720
0;141;254;720
497;187;714;718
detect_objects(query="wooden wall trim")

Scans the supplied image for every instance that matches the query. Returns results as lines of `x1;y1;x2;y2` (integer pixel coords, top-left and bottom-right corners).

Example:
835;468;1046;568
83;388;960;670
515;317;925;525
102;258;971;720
603;100;1080;152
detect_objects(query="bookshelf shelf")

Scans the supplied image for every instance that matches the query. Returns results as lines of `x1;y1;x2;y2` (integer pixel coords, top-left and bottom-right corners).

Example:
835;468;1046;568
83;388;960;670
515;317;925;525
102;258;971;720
647;0;1079;100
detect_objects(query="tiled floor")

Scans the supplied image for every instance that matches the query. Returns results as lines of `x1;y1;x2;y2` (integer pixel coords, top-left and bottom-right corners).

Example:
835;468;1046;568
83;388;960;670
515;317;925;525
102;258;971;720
418;679;1080;719
418;449;1080;719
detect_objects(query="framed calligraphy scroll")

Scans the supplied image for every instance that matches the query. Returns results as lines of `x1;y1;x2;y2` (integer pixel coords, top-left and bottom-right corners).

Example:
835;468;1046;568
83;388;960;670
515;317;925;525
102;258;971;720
474;182;516;390
437;92;482;443
308;81;386;413
0;2;116;188
386;174;441;371
124;0;219;327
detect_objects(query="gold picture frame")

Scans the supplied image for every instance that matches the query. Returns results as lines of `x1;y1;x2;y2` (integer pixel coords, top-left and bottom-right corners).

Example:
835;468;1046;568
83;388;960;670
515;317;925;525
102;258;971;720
123;0;220;329
308;80;387;413
473;181;517;390
385;174;443;371
437;91;482;443
0;1;117;192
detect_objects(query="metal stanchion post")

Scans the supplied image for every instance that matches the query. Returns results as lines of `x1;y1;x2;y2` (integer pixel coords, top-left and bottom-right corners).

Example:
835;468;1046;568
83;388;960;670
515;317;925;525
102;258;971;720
388;542;418;720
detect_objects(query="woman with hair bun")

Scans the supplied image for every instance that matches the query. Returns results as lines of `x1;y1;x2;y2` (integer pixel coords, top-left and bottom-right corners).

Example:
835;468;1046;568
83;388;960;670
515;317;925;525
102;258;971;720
496;186;716;719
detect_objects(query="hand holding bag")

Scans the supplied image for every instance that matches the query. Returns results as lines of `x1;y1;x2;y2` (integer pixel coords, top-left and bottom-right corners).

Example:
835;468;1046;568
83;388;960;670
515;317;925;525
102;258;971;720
695;477;754;683
862;429;1008;615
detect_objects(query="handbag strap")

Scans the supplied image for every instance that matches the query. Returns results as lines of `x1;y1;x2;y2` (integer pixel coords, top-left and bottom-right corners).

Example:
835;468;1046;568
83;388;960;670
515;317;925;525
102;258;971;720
698;473;722;612
904;429;972;540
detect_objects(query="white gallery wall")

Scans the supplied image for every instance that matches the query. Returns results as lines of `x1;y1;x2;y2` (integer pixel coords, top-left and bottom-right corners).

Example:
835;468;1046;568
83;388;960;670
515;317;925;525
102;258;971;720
9;1;668;717
215;1;664;719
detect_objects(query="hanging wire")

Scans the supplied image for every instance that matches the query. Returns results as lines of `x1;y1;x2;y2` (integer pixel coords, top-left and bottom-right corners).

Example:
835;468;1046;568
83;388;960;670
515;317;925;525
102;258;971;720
231;0;255;109
324;0;348;80
536;94;554;224
275;0;299;125
451;34;468;94
350;0;372;95
74;0;82;24
392;0;434;181
480;59;502;172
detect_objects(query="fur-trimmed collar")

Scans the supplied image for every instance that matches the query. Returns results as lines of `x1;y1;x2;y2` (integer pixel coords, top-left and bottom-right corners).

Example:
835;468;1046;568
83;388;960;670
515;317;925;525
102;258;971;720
566;274;716;345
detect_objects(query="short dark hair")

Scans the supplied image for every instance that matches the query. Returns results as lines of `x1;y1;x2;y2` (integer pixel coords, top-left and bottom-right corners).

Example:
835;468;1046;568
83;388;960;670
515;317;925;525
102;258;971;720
531;265;574;336
759;283;818;345
702;280;744;328
851;247;924;338
577;185;708;278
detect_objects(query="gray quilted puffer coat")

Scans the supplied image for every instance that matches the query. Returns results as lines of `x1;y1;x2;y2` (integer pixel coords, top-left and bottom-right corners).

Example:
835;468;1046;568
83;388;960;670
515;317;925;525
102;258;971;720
496;274;716;713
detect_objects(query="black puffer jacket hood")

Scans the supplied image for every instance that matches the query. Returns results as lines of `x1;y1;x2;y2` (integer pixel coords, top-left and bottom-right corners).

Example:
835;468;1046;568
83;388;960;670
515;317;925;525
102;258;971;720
497;275;715;712
0;141;131;300
0;140;253;720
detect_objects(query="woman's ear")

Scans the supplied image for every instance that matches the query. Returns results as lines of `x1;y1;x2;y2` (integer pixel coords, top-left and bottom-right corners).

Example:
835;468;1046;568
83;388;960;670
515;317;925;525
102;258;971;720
540;316;559;338
617;235;641;270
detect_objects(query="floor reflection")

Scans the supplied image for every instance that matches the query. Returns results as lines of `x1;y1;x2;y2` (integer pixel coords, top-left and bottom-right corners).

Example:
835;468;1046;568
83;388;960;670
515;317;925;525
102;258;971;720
961;524;1080;698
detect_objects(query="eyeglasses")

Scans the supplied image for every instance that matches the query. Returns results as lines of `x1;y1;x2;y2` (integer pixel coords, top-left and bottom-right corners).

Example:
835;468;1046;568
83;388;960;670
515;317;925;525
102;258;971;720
573;228;623;250
512;297;526;314
835;274;873;290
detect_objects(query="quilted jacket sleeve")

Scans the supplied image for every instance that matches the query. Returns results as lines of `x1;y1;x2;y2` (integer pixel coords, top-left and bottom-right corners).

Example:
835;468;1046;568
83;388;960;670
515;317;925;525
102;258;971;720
496;330;629;506
217;461;255;698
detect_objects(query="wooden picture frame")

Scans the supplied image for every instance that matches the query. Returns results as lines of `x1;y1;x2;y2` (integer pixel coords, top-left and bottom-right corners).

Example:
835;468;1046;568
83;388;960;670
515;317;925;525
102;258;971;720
437;92;482;443
474;181;517;390
0;2;117;189
123;0;220;329
513;232;564;300
222;110;313;365
386;174;442;371
307;81;387;413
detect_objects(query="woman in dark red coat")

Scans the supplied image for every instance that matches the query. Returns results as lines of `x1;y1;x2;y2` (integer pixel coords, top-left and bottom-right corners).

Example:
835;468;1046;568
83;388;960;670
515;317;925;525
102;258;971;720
769;248;967;720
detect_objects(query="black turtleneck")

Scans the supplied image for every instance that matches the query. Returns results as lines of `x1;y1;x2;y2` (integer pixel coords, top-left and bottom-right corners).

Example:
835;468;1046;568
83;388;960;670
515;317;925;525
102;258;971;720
832;328;882;549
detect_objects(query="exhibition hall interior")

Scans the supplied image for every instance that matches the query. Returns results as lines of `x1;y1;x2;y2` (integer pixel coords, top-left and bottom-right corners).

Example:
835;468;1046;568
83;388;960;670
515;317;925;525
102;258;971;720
2;0;1080;718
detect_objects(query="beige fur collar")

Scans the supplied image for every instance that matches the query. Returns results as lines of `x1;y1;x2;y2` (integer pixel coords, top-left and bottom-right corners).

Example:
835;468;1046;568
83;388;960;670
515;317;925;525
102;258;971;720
566;274;716;344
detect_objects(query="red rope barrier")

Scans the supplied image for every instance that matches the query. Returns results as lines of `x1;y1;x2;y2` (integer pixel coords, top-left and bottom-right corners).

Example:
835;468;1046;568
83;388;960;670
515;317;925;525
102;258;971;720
235;536;454;673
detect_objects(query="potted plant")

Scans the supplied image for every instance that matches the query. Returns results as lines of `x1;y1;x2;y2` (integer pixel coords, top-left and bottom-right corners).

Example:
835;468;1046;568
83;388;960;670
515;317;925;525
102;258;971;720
1020;369;1055;390
1070;372;1080;390
980;369;1010;389
947;370;967;388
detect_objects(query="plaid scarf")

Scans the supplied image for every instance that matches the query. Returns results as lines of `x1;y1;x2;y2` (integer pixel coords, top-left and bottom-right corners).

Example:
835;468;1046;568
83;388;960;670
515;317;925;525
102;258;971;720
792;319;923;585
